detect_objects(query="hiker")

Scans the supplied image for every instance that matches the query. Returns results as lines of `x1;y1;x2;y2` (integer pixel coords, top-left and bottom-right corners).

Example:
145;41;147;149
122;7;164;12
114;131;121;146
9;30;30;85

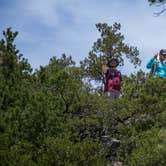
146;49;166;78
102;58;122;99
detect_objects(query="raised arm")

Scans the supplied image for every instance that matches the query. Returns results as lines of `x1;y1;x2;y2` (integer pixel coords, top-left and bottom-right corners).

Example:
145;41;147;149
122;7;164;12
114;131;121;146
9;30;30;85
101;60;108;74
146;54;158;69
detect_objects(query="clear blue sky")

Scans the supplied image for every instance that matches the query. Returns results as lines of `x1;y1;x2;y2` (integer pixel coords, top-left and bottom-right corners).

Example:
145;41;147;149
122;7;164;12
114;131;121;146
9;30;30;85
0;0;166;74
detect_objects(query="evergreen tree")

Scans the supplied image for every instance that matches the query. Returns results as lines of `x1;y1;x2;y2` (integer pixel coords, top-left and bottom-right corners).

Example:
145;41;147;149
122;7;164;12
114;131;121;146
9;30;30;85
80;22;141;88
0;28;165;166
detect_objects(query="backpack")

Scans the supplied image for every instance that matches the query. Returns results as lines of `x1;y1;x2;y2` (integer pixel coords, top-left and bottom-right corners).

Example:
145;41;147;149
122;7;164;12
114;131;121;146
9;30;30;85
104;68;122;92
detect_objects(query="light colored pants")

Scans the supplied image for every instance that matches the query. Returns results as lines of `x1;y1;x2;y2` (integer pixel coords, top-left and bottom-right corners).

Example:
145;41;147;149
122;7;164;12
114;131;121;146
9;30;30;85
107;91;120;99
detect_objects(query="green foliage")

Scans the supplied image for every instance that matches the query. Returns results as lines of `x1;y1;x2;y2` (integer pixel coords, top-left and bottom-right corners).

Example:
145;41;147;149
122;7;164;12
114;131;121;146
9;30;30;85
80;22;141;85
0;28;107;165
37;137;106;166
105;76;166;166
0;28;165;166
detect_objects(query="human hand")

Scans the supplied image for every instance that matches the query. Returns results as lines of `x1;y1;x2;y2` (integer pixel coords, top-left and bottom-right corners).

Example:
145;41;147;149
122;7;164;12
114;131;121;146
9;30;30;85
154;53;158;58
101;58;107;65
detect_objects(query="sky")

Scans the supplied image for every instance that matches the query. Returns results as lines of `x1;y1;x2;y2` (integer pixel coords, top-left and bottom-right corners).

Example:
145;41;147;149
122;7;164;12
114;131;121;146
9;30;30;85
0;0;166;75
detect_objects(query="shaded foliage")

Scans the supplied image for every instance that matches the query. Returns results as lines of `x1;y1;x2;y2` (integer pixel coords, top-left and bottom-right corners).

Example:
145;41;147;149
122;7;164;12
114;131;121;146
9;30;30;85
0;28;165;166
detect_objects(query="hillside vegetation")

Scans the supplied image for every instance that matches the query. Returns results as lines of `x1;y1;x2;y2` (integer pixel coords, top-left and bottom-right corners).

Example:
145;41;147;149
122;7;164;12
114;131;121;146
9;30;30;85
0;27;165;166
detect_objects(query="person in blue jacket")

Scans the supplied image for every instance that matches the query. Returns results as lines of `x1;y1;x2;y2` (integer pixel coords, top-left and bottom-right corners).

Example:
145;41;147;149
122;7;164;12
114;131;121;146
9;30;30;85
146;49;166;78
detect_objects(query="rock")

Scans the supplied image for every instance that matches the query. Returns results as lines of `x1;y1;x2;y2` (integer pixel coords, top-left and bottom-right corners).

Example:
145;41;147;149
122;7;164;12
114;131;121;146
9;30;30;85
100;135;120;161
113;161;122;166
100;135;120;149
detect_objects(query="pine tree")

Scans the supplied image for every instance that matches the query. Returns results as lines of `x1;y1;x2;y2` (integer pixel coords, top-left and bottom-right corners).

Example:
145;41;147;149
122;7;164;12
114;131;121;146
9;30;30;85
80;22;141;88
0;28;165;166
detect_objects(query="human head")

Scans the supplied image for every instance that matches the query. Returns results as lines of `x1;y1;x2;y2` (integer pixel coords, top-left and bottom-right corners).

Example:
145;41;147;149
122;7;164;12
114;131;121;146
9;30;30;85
107;58;119;68
159;49;166;61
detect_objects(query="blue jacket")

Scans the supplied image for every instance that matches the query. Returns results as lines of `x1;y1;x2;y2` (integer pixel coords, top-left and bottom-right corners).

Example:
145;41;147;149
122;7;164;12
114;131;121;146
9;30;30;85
146;57;166;78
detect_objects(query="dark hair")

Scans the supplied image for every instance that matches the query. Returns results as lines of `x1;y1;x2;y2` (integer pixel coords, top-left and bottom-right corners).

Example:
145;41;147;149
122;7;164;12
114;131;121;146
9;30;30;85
159;49;166;55
107;58;119;67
